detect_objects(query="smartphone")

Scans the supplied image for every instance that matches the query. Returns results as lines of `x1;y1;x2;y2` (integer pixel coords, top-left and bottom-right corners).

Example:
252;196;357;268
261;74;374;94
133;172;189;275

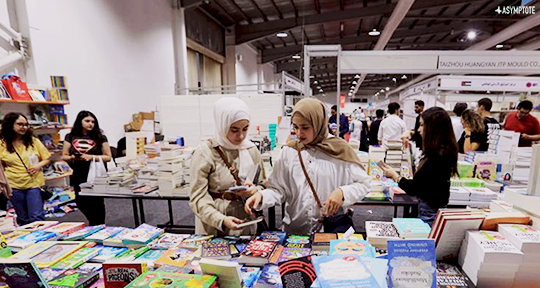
228;185;248;192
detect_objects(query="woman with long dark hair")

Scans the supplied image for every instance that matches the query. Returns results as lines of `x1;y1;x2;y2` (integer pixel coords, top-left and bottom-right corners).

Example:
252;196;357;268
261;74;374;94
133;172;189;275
62;111;111;225
0;113;51;225
381;107;458;226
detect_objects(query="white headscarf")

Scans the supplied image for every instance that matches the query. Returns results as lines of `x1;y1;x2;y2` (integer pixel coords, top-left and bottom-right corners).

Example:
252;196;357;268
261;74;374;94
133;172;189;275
213;97;255;180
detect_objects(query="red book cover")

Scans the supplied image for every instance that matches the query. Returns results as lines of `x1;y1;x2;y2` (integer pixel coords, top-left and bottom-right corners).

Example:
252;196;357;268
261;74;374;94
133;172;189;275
242;240;277;259
103;262;148;288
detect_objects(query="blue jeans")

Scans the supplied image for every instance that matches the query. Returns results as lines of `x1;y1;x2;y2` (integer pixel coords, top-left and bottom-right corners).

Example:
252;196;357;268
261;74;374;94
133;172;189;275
418;199;441;227
11;188;45;226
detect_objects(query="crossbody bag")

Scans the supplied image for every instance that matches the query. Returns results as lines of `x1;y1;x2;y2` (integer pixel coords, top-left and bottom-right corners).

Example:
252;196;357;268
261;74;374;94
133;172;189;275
297;149;354;233
14;150;53;201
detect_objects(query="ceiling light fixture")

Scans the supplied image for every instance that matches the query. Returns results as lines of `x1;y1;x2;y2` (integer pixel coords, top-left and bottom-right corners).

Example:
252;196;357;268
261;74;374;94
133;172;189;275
309;76;315;79
467;31;477;40
496;44;504;49
317;86;321;89
392;78;396;82
401;75;407;79
385;87;390;91
355;75;360;78
292;55;301;59
380;89;385;93
352;81;357;85
313;80;318;84
276;32;288;38
368;29;381;36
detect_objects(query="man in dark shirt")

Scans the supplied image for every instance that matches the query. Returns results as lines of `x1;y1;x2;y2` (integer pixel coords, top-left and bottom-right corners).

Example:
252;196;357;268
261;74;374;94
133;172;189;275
411;100;424;150
369;109;384;146
477;98;501;149
329;105;349;138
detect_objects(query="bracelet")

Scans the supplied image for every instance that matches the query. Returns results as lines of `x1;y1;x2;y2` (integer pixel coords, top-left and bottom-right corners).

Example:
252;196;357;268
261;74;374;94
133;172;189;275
464;134;471;139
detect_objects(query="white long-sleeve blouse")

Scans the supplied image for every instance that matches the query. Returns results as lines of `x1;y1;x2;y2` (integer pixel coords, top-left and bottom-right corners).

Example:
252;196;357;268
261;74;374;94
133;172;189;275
259;146;371;235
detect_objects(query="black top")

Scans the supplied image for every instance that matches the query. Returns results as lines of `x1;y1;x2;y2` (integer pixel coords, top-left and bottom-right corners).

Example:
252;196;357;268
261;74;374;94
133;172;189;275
398;155;453;209
411;115;423;150
329;114;349;138
65;133;108;190
369;119;382;146
457;131;487;154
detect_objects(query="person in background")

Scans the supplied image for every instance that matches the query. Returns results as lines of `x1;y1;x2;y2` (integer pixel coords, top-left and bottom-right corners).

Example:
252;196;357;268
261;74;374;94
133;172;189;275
189;97;266;235
381;107;458;226
458;109;487;153
477;98;501;149
504;100;540;147
244;98;371;235
0;113;50;225
378;102;407;145
369;109;384;146
63;111;112;225
411;100;425;150
329;105;349;138
451;103;468;142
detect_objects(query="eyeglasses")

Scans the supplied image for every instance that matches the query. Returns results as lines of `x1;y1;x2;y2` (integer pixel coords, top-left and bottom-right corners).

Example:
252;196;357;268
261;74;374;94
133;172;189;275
15;123;29;128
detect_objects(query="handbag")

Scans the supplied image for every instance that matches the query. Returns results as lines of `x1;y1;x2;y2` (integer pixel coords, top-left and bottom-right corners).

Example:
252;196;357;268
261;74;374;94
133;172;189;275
87;155;107;184
14;150;53;201
296;149;354;233
214;146;269;233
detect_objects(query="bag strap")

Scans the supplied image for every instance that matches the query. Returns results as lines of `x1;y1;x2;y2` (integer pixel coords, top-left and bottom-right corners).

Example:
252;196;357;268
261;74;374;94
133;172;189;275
214;146;243;186
14;150;30;173
297;149;323;210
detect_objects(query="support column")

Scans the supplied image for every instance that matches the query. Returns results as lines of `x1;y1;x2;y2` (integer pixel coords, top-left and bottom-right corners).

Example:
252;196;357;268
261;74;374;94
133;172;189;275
223;28;236;94
172;7;189;95
257;60;263;92
7;0;37;83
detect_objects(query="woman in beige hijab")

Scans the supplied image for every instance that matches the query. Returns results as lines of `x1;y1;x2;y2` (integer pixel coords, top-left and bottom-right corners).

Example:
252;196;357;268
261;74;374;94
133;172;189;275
245;98;371;234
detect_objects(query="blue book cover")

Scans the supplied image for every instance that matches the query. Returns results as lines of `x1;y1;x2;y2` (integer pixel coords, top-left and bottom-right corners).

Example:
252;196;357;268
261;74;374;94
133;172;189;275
137;249;164;262
241;266;261;288
329;239;375;258
121;224;163;245
91;246;128;262
311;254;380;288
388;240;436;288
360;257;389;288
392;218;431;235
258;231;287;244
8;231;57;248
85;227;125;242
63;225;105;241
255;264;282;288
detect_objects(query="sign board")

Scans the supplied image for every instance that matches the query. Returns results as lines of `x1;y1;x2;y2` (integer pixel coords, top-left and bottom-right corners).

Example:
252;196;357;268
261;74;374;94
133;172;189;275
439;76;540;92
282;71;305;93
399;78;438;101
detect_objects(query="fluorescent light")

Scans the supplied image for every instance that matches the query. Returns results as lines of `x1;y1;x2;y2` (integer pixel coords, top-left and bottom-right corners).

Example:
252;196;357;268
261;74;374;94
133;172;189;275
292;55;301;59
467;31;476;40
401;75;407;79
309;76;315;78
496;44;504;49
385;87;390;91
276;32;288;38
368;29;380;36
316;86;321;89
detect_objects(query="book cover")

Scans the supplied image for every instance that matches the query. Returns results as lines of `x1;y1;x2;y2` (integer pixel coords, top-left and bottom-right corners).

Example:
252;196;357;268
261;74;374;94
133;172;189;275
48;269;99;288
257;231;287;244
86;227;125;243
77;263;103;273
3;230;30;242
201;242;231;259
40;268;65;282
11;241;56;260
392;218;431;237
0;258;49;288
121;224;163;245
31;241;87;268
241;240;277;261
329;239;376;258
199;258;242;288
18;221;59;231
8;230;58;249
360;257;389;288
103;262;148;288
278;255;316;288
51;248;100;270
337;233;364;240
124;271;217;288
283;235;311;248
0;233;11;258
44;222;86;235
436;262;474;288
276;248;311;264
137;249;164;263
112;246;149;261
154;247;199;267
103;229;133;247
155;264;194;274
255;264;282;288
388;240;437;288
366;221;400;239
64;225;105;241
311;233;337;250
91;246;127;263
148;233;189;250
311;254;380;288
241;266;261;288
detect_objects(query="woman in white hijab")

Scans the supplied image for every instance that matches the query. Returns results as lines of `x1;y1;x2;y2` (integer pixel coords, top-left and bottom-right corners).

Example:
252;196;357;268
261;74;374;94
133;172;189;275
189;97;266;235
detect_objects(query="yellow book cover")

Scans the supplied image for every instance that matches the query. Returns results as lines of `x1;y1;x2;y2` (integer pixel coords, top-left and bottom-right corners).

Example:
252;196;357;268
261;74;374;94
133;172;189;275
11;241;56;259
337;233;364;240
154;247;199;268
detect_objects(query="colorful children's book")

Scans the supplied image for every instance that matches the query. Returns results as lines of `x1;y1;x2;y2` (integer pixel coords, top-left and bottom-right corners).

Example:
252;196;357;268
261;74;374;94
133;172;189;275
0;233;11;258
90;246;128;263
63;225;105;241
148;233;189;250
48;269;100;288
392;218;431;239
77;263;103;273
275;247;311;264
40;268;65;282
199;258;242;288
360;257;389;288
387;239;437;288
241;266;261;288
337;233;364;240
154;247;199;267
11;241;56;259
18;221;59;231
136;249;164;264
278;255;316;288
8;230;58;250
124;271;218;288
102;261;148;288
312;255;380;288
112;246;149;261
85;227;125;243
239;240;278;266
283;235;311;248
44;222;86;235
0;258;50;288
329;239;376;258
31;241;87;268
51;248;101;270
257;231;287;244
121;224;163;246
255;264;282;288
155;264;194;274
103;229;133;247
3;230;30;242
201;241;231;259
311;233;337;251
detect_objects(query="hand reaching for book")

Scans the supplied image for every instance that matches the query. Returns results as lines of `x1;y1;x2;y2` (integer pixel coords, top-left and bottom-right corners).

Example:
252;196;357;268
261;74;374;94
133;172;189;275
244;192;263;217
223;216;245;230
322;188;343;217
233;183;260;199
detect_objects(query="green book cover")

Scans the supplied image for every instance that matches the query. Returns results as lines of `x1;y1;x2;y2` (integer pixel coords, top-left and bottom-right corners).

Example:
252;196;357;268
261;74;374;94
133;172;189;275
50;248;100;270
0;233;12;258
113;246;149;261
125;271;217;288
48;269;99;288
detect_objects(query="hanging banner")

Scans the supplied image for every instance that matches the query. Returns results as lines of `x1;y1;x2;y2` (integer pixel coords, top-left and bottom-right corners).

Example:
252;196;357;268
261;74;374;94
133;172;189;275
340;93;346;108
439;76;540;92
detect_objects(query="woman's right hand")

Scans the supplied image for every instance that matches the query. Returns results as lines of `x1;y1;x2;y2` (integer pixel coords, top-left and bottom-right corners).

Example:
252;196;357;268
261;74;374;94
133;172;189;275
223;216;244;230
244;191;263;216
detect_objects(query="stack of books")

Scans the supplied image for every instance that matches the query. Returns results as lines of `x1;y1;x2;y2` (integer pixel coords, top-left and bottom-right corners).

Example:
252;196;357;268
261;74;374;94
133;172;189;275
385;146;402;174
392;218;431;239
158;145;190;197
121;224;163;247
458;230;524;288
466;187;498;203
449;186;471;202
514;147;533;183
368;145;385;180
498;224;540;287
528;144;540;196
365;221;400;249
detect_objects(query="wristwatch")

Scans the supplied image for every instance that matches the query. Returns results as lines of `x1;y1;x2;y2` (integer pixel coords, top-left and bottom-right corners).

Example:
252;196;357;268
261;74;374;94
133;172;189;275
464;134;471;138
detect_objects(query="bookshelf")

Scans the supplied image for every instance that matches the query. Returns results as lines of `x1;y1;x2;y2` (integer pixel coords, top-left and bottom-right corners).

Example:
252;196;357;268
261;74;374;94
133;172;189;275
0;99;69;105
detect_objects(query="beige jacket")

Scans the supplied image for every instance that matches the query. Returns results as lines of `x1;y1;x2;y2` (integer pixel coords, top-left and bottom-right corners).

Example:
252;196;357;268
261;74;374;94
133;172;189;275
189;139;266;235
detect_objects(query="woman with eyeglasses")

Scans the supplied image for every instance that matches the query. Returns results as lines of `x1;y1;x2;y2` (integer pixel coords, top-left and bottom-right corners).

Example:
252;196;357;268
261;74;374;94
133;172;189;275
0;113;51;225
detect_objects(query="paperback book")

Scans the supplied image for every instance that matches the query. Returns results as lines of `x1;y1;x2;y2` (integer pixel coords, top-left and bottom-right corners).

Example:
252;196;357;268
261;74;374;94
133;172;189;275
44;222;86;235
124;271;218;288
63;225;105;241
278;255;316;288
154;247;200;267
329;239;376;258
18;221;59;231
311;254;380;288
48;269;100;288
239;240;278;266
199;258;242;288
85;227;125;243
201;241;231;259
102;261;148;288
31;241;87;268
8;230;58;250
241;266;261;288
0;258;49;288
387;239;437;288
90;246;128;263
121;224;163;246
148;233;189;250
257;231;287;244
283;235;311;248
51;247;101;270
255;264;282;288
